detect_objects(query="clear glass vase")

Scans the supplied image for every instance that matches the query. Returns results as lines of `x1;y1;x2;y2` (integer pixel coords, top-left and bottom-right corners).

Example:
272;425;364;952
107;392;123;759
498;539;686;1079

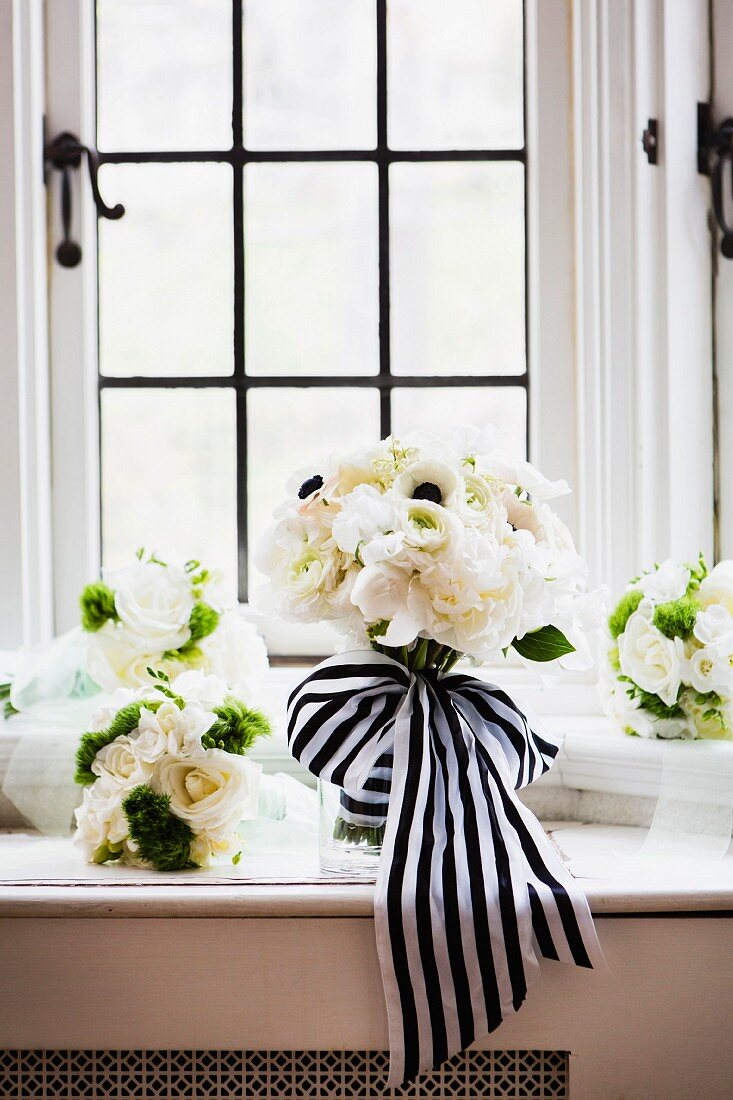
318;779;384;879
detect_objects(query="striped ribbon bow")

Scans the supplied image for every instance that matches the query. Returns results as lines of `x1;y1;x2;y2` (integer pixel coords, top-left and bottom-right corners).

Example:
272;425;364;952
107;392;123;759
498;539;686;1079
287;650;602;1086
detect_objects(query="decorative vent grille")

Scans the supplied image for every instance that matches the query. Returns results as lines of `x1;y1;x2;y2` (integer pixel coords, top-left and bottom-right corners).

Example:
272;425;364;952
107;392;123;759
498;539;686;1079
0;1049;568;1099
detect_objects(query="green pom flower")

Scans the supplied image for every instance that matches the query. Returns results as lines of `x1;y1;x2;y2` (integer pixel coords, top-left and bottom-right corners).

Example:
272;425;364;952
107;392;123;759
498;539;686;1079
122;785;195;871
653;595;698;640
74;701;151;785
608;589;643;639
79;582;118;632
201;696;271;754
187;601;220;642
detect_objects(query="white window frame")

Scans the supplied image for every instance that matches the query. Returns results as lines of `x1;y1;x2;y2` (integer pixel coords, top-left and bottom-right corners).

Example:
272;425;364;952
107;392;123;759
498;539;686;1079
3;0;717;716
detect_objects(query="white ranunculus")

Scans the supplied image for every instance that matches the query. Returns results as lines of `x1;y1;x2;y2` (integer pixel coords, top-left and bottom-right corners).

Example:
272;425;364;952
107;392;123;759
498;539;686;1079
393;458;462;510
699;560;733;614
637;559;690;603
109;560;194;652
152;749;261;842
693;604;733;646
92;735;152;787
617;601;685;706
460;474;507;536
86;623;164;691
399;499;462;558
198;611;268;698
73;776;129;860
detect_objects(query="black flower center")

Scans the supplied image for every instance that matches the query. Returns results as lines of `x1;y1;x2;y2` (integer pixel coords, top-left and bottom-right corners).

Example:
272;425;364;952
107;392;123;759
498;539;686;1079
412;481;443;505
298;474;324;500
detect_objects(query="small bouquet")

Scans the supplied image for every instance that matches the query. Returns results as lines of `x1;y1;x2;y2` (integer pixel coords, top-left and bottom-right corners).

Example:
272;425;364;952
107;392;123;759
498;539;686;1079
73;669;269;869
81;550;268;695
256;427;604;667
601;556;733;739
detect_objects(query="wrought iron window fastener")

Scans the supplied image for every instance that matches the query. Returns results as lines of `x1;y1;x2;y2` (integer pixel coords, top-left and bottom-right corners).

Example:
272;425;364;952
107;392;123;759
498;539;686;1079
43;130;125;268
698;102;733;260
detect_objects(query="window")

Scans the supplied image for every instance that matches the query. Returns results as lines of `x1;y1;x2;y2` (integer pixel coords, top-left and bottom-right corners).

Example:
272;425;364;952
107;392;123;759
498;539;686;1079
93;0;527;624
34;1;576;655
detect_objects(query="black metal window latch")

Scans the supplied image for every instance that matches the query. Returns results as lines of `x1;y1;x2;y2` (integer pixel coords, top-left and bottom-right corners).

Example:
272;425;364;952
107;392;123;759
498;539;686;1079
43;130;125;268
698;102;733;259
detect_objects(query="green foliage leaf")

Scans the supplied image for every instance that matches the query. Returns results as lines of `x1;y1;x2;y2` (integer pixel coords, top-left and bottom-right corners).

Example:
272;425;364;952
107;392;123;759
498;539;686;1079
512;625;576;663
202;696;271;754
122;785;195;871
79;582;118;632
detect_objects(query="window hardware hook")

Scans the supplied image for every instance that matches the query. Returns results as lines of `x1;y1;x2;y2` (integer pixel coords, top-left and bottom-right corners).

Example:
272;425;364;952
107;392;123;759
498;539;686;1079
44;130;125;268
697;103;733;259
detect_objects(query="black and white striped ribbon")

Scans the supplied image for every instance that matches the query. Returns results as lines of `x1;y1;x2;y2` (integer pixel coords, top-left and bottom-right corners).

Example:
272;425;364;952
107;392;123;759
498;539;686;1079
287;650;602;1086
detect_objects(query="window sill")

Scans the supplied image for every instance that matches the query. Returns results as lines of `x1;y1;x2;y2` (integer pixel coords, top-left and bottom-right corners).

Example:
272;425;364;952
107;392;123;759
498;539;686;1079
1;823;732;918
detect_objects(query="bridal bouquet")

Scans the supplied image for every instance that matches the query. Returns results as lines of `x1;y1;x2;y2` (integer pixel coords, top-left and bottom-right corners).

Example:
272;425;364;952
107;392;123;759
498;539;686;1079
258;428;602;1086
601;556;733;740
81;550;268;695
73;669;269;869
256;428;604;668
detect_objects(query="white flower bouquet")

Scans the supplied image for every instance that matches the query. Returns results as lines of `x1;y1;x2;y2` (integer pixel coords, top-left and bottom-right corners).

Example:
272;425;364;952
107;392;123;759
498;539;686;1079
265;428;603;1084
601;556;733;739
257;428;603;668
80;550;268;695
73;669;269;869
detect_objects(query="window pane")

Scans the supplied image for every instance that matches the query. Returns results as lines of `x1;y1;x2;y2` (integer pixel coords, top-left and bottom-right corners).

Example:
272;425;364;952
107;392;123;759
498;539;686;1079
388;0;523;150
96;0;232;152
101;389;238;589
390;163;525;377
245;164;379;376
247;387;380;584
243;0;376;150
391;386;527;460
99;164;233;377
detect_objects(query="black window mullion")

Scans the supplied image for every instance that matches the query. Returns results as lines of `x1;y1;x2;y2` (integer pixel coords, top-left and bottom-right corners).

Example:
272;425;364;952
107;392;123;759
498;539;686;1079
233;0;248;599
376;0;390;439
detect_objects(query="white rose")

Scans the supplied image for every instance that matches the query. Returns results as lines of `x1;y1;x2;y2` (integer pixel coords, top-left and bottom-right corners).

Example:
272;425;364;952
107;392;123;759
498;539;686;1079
109;561;194;652
152;749;261;841
637;559;690;603
617;601;685;706
73;776;129;861
699;561;733;615
86;624;164;691
693;604;733;646
92;735;152;787
198;612;269;698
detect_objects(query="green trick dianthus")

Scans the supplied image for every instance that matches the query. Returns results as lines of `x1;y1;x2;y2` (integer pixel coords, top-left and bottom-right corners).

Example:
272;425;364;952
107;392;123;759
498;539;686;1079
653;595;698;640
187;601;220;642
79;582;118;632
122;785;195;871
608;589;643;639
201;696;271;754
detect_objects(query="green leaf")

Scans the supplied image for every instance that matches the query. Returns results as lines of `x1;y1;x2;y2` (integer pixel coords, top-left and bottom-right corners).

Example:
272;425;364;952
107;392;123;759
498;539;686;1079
512;625;576;663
